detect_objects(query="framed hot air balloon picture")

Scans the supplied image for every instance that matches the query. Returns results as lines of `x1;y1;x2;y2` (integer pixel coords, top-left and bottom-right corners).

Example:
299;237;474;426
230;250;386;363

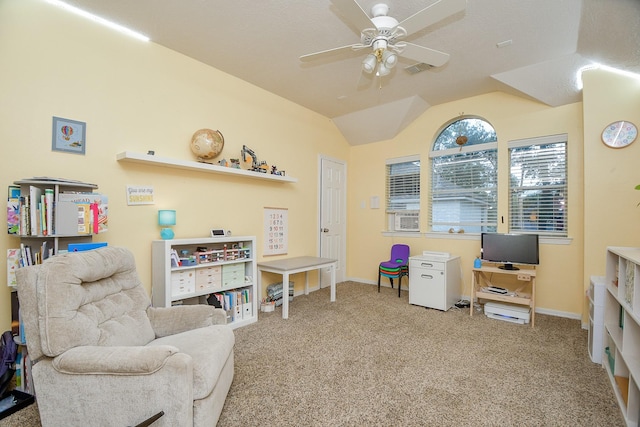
52;116;86;154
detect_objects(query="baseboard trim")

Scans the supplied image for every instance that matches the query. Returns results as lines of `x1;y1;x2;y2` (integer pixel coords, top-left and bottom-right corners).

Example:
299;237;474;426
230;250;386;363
346;277;582;320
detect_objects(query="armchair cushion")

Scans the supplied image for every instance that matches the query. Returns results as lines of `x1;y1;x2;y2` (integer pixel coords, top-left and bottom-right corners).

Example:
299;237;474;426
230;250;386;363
147;305;227;338
35;247;155;357
53;345;178;375
149;325;234;400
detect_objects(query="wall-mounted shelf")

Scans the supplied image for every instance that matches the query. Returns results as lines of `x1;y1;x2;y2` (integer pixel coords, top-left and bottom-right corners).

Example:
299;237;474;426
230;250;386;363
116;151;298;183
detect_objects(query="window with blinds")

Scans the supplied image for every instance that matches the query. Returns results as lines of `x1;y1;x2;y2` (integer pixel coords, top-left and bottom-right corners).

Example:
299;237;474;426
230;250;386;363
429;117;498;233
508;135;567;236
385;156;420;232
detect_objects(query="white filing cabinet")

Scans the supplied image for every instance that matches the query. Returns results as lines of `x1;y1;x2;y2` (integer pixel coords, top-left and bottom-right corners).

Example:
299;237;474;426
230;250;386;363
409;252;461;311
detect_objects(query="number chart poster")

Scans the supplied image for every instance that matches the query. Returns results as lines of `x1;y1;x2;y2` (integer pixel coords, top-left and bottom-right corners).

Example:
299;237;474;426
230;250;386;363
264;207;288;256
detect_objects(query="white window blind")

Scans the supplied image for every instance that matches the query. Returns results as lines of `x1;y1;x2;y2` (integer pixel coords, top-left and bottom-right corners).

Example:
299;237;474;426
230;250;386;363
508;135;567;236
385;156;420;213
429;148;498;232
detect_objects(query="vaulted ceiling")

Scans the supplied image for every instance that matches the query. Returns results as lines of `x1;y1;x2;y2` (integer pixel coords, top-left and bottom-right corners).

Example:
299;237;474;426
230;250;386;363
62;0;640;145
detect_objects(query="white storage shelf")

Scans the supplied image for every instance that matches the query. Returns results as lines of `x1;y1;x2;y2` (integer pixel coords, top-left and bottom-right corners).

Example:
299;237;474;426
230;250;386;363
116;151;297;183
152;236;258;329
603;247;640;426
588;276;606;364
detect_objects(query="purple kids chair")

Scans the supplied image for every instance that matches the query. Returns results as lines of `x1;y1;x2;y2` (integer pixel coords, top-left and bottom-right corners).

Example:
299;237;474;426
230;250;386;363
378;244;410;297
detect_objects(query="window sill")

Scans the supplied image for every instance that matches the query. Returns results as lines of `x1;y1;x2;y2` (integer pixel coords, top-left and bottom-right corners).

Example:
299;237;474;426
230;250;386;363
423;232;573;245
382;231;424;238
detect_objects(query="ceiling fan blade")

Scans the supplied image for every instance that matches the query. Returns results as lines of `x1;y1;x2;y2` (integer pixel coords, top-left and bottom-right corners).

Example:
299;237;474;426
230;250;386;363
299;44;367;62
398;0;467;36
397;42;450;67
331;0;375;33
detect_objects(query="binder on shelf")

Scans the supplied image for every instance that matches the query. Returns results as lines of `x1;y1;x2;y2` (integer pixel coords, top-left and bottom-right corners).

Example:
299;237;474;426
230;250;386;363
67;242;108;252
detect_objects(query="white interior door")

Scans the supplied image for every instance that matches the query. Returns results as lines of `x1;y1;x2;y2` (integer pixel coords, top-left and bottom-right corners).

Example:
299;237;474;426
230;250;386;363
319;156;346;287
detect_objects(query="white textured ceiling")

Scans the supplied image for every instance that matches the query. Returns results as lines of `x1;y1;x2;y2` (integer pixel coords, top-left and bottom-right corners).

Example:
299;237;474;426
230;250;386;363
61;0;640;145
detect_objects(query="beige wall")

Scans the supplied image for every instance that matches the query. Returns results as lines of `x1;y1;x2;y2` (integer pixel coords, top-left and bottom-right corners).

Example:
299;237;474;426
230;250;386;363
583;69;640;302
2;1;640;332
0;0;349;331
348;92;586;317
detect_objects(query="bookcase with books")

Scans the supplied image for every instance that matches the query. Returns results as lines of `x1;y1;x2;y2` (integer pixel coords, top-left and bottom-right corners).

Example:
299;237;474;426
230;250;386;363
151;236;257;329
603;246;640;426
6;177;107;398
7;177;107;271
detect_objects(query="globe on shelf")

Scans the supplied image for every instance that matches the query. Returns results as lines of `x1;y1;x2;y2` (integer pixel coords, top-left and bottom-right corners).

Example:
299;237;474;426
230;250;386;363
190;128;224;161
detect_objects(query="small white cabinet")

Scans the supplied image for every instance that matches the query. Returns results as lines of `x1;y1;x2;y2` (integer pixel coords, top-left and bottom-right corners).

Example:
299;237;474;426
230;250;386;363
409;253;461;311
152;236;257;329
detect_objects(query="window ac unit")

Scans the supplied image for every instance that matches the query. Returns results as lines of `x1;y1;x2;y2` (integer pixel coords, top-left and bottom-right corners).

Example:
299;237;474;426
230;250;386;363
394;212;419;231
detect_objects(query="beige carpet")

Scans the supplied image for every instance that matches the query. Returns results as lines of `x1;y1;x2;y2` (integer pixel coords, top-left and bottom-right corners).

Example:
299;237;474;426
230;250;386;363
0;282;624;426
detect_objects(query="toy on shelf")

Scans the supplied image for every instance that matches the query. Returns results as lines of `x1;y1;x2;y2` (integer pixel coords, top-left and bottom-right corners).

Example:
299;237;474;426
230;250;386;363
270;165;285;176
241;145;268;173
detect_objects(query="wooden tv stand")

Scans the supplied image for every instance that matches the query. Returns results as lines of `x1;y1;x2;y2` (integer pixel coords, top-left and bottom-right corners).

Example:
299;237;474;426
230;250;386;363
469;265;536;327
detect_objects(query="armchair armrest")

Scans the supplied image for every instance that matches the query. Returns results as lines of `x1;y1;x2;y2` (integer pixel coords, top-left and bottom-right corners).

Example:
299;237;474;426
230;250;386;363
147;305;227;338
52;345;178;375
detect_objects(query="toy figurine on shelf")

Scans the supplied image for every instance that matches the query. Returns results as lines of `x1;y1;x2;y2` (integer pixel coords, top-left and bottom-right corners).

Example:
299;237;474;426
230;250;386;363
217;158;228;167
241;145;268;173
230;158;241;169
270;165;285;176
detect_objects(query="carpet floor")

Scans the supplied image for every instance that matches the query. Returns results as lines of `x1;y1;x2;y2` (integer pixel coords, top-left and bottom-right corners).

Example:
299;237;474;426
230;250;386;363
0;281;625;426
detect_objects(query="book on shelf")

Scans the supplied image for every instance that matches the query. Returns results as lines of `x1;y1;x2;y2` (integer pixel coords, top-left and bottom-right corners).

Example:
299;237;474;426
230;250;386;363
29;186;42;236
58;192;108;234
77;203;91;235
7;199;19;235
7;249;20;287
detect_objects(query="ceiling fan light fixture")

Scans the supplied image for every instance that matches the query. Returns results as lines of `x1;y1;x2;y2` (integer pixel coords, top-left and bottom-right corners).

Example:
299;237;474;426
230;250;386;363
382;50;397;68
362;54;377;74
377;63;391;77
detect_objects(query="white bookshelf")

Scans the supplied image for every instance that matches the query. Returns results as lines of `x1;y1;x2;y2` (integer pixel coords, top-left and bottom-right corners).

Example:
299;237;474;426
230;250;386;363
116;151;297;183
603;247;640;426
151;236;257;329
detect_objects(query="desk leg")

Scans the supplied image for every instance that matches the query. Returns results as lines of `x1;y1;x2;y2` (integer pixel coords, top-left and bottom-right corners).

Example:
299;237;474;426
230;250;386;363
282;272;290;319
330;264;336;302
470;271;476;317
305;271;309;295
530;277;536;328
257;269;262;308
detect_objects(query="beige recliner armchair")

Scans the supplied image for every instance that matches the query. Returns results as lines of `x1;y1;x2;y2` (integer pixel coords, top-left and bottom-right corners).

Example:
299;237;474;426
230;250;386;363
15;246;235;426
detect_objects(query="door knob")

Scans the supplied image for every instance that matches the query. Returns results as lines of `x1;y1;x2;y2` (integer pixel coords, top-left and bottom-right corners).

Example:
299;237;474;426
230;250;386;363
322;228;329;233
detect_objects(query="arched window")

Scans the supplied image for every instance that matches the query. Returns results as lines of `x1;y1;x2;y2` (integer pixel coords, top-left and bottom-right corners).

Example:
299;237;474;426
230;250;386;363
430;117;498;233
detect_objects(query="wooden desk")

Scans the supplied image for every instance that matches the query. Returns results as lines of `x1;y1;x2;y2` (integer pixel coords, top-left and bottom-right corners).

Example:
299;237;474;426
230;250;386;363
257;256;337;319
469;265;536;327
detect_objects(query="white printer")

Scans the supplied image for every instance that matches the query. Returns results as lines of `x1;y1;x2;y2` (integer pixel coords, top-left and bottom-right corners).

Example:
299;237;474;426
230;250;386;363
484;302;531;324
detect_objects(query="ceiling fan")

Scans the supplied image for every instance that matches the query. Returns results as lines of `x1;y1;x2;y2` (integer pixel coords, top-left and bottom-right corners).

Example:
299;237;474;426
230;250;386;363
300;0;467;78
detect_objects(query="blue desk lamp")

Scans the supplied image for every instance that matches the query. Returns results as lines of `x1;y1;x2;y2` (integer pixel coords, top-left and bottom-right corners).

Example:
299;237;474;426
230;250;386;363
158;210;176;240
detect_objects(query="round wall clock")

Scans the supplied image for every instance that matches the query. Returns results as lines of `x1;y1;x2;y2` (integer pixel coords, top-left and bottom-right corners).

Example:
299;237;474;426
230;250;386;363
601;121;637;148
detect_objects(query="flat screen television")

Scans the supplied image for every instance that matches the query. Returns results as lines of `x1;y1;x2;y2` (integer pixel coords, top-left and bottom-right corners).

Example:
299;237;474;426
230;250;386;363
480;233;539;270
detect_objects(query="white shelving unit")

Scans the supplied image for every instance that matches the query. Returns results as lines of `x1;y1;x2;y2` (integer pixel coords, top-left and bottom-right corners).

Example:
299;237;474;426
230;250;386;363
151;236;258;329
408;253;461;311
9;177;105;398
588;275;606;363
604;246;640;426
11;178;102;256
116;151;297;183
